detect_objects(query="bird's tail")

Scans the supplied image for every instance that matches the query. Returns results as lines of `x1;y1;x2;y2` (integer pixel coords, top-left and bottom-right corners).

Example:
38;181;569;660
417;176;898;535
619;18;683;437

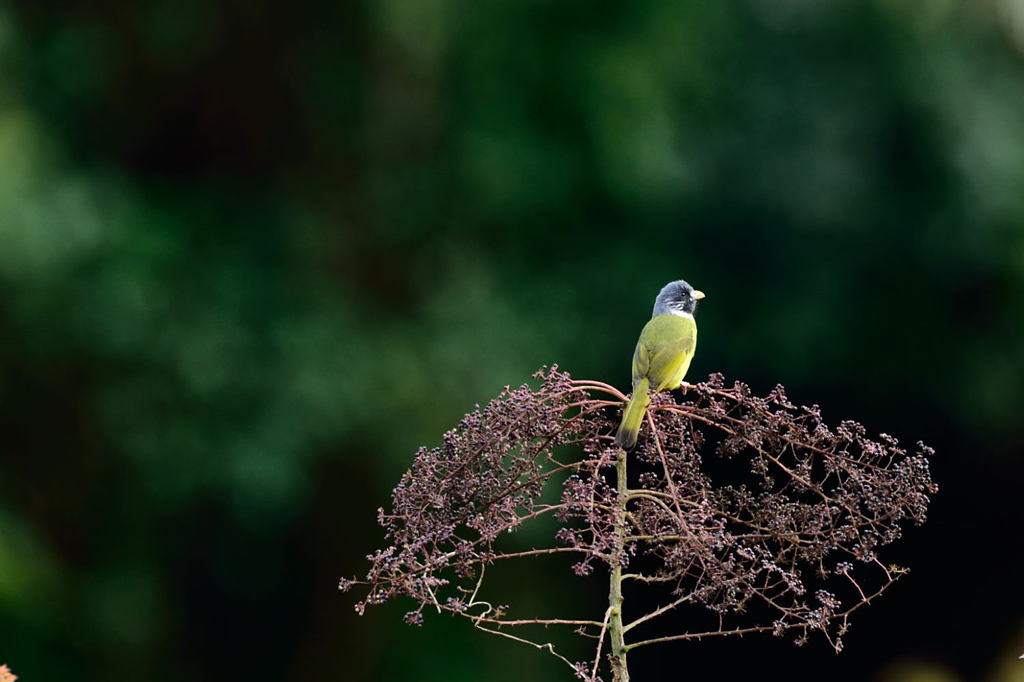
615;377;651;450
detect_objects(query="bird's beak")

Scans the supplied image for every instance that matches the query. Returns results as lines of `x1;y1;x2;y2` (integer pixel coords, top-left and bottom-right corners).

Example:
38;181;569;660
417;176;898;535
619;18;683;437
692;290;706;300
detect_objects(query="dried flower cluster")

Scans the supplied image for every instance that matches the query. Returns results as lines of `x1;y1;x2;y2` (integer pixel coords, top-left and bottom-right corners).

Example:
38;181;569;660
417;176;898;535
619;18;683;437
343;367;936;681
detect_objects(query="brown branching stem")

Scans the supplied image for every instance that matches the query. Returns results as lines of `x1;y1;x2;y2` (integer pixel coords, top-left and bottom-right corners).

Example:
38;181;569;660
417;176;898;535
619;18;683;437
347;367;937;682
608;448;629;682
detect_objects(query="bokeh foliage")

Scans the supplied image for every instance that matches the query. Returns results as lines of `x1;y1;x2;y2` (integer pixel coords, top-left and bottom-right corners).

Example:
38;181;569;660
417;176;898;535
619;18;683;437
0;1;1022;680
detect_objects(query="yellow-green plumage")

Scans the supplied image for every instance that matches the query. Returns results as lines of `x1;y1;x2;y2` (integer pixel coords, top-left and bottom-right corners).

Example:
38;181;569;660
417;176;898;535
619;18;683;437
615;314;697;449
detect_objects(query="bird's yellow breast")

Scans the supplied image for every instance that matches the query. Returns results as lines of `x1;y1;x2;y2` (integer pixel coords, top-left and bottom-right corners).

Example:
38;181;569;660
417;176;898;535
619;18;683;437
632;313;697;392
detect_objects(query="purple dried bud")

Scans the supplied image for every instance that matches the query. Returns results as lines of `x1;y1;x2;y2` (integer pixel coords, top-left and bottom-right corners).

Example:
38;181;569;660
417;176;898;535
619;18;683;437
347;366;934;669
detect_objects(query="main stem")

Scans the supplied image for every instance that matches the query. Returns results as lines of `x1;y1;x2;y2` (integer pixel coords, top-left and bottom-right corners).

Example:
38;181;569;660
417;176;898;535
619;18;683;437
608;448;629;682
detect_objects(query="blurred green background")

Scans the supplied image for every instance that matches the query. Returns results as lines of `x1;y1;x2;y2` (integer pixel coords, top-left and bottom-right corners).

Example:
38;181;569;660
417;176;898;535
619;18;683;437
1;0;1023;680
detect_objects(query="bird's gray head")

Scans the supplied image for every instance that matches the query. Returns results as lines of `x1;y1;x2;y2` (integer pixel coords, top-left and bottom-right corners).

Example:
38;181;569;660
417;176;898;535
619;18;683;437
652;279;705;318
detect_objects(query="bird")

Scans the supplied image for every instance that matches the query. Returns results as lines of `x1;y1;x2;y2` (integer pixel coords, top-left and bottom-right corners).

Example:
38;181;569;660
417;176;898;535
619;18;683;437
614;280;705;450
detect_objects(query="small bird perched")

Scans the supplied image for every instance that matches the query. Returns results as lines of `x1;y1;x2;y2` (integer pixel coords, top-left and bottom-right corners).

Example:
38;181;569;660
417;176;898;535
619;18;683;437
615;280;705;450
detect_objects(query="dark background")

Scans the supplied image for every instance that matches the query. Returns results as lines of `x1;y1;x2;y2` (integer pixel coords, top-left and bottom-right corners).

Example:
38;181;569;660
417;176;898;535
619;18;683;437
0;1;1022;680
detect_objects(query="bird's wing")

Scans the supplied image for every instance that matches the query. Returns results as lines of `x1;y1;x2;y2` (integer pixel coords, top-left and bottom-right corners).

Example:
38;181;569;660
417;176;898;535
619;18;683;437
631;340;650;390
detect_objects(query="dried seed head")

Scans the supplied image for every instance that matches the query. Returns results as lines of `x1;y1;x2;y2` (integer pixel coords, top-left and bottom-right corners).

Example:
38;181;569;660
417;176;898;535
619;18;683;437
351;367;936;666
